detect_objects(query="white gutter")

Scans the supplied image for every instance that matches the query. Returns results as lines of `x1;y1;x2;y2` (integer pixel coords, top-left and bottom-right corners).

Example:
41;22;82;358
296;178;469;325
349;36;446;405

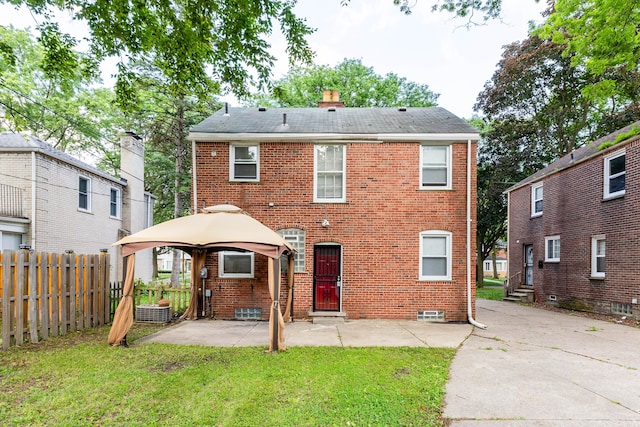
192;139;198;214
188;132;481;143
31;151;36;249
467;138;487;329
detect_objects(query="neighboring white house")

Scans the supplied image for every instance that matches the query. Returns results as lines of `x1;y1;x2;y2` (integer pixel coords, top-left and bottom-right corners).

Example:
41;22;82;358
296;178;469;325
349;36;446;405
0;131;155;282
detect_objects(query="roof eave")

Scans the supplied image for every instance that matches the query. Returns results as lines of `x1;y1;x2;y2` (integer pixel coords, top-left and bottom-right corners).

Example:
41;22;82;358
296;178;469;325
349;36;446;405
188;132;480;142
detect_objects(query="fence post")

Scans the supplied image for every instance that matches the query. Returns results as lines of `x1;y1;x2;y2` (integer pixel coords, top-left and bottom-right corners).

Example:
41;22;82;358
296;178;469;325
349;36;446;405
29;249;38;343
2;251;13;350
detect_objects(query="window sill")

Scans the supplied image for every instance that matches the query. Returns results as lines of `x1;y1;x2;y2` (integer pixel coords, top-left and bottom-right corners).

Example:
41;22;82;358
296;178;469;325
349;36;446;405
417;187;452;191
544;260;560;264
603;193;624;201
589;276;605;281
417;278;453;283
530;213;542;219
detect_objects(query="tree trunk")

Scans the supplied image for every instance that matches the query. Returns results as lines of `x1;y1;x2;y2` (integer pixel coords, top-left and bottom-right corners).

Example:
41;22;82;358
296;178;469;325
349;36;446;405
476;238;484;288
170;97;186;288
492;250;498;279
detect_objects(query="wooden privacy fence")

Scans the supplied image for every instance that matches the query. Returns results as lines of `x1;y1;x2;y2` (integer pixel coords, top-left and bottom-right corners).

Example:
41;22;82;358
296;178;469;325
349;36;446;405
134;282;191;317
1;249;110;350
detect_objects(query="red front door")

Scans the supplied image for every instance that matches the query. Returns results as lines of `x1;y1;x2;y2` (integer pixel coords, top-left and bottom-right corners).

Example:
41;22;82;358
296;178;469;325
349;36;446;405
313;245;341;311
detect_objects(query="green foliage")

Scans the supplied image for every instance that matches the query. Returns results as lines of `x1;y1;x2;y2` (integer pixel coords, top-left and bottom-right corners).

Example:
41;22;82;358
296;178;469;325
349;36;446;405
0;26;124;157
0;325;455;426
539;0;640;77
598;125;640;151
248;58;439;108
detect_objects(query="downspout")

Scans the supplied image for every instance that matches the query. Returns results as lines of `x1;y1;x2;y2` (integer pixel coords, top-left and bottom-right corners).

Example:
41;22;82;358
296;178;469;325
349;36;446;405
31;151;36;249
467;138;487;329
192;139;198;214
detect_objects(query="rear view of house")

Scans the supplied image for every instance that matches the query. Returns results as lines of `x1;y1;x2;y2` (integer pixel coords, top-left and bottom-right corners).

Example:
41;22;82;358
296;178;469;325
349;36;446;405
506;122;640;319
189;95;480;322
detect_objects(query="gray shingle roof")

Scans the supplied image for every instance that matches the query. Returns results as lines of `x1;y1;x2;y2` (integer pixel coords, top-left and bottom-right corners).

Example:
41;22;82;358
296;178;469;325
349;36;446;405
507;121;640;192
190;106;478;136
0;132;123;185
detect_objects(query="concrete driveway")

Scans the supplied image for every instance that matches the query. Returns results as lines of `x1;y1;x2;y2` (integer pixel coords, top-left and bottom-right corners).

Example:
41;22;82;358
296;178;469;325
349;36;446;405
445;299;640;426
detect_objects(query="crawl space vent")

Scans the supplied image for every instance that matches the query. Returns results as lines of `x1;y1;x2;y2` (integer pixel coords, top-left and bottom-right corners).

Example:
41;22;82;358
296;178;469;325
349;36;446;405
417;310;444;321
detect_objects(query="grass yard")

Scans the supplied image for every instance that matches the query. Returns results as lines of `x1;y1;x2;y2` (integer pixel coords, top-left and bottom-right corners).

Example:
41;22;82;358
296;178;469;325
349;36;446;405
0;323;455;426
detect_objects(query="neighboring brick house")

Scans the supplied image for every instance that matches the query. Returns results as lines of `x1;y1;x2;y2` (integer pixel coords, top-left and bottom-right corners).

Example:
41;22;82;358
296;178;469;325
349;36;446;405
188;96;480;322
0;132;155;282
505;122;640;318
483;247;507;279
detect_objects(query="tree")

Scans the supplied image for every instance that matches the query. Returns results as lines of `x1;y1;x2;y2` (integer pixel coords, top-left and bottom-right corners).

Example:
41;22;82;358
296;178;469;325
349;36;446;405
2;0;315;106
539;0;640;79
0;26;122;159
247;58;439;107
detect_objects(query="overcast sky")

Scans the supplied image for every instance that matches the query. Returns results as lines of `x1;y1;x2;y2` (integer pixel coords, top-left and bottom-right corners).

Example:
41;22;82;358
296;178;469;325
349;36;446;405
3;0;547;118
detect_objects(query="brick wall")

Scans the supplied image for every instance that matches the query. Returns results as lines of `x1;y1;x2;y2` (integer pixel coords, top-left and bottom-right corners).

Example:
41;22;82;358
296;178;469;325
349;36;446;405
195;139;477;322
508;139;640;317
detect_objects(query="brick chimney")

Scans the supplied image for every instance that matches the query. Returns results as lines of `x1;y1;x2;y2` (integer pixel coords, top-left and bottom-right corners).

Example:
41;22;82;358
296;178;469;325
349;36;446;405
318;89;345;108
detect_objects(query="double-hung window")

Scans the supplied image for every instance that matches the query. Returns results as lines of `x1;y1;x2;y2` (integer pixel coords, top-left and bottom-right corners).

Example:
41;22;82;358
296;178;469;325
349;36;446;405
218;251;254;278
420;230;452;280
110;187;121;218
544;236;560;262
531;183;543;217
420;145;451;189
591;235;605;278
604;149;625;199
78;176;91;211
230;144;259;181
315;145;346;202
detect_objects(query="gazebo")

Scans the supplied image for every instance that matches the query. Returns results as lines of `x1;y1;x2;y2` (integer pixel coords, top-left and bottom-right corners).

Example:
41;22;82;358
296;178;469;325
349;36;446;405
108;204;295;351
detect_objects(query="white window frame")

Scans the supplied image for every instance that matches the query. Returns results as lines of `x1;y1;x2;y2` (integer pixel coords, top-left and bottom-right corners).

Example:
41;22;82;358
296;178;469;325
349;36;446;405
229;143;260;182
531;183;543;217
314;144;346;203
419;230;452;281
420;144;452;190
544;235;560;263
483;260;491;271
109;187;121;219
603;149;625;199
78;175;92;212
277;228;305;273
218;251;254;278
591;235;605;278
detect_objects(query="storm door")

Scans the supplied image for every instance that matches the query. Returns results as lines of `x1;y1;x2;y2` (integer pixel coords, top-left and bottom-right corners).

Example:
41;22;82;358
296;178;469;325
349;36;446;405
313;245;341;311
524;244;534;286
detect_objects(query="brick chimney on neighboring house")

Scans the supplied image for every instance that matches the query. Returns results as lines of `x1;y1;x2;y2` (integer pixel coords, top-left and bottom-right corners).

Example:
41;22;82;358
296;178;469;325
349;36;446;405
119;131;153;282
318;89;345;108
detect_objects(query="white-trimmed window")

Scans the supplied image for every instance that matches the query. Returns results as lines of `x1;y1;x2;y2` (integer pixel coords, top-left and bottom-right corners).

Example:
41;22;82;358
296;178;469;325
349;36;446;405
420;230;452;280
277;228;305;273
420;145;451;189
230;144;259;181
218;251;254;278
604;149;625;199
78;176;91;211
110;187;121;218
591;235;605;278
314;145;346;202
531;183;543;217
545;236;560;262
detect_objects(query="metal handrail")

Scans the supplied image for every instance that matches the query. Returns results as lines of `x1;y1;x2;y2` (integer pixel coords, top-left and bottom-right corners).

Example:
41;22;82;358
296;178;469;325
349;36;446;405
504;271;522;298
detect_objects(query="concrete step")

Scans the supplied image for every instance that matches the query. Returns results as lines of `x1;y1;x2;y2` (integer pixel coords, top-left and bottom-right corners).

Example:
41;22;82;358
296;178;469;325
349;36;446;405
308;311;347;324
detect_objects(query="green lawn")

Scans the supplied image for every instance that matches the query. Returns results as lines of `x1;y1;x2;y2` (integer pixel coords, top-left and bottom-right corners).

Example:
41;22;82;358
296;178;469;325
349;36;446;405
477;278;505;301
0;323;455;426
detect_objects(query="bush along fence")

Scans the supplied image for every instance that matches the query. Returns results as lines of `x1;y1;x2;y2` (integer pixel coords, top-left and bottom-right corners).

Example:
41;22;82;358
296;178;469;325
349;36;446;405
1;249;110;350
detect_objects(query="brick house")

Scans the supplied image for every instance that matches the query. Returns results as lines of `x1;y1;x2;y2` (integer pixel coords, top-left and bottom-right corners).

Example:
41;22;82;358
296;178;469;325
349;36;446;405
188;95;480;322
0;132;155;282
505;122;640;318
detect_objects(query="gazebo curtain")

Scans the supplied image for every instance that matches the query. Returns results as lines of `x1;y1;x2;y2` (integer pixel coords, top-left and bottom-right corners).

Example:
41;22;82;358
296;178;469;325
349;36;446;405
283;255;294;322
181;249;206;320
108;254;136;346
268;257;286;351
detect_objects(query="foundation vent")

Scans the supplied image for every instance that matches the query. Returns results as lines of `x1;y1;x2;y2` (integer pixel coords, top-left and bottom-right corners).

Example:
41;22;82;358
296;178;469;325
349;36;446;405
417;310;444;322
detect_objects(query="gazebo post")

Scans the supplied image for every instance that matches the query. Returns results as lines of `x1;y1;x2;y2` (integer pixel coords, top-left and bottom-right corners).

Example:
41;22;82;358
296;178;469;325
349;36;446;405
271;257;280;351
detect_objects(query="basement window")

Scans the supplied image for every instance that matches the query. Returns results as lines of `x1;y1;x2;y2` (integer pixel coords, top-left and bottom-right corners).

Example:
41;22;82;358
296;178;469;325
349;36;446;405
235;308;262;320
417;310;444;321
611;302;632;316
